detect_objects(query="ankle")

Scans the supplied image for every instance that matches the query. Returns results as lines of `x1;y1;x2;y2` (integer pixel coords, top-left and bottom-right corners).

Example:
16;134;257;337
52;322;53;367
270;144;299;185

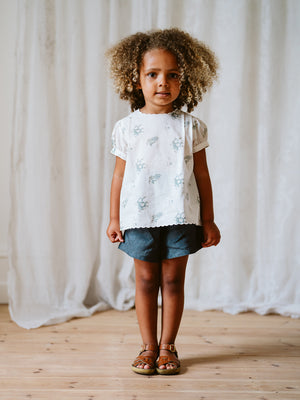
141;343;158;353
159;343;177;352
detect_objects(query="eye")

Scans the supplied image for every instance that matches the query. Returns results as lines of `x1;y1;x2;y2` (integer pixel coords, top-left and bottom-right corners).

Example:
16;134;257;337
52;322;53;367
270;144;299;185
147;72;157;78
169;73;179;79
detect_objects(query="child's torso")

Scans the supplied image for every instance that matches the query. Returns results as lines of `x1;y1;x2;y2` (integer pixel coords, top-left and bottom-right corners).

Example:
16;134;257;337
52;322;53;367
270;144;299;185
113;110;207;230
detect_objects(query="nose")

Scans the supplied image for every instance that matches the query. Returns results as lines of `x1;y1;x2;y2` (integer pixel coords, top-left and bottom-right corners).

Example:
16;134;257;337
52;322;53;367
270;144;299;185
159;74;168;87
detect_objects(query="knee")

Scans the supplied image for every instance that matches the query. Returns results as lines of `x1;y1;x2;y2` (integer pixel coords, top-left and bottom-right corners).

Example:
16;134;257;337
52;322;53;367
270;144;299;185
137;272;160;295
162;275;184;295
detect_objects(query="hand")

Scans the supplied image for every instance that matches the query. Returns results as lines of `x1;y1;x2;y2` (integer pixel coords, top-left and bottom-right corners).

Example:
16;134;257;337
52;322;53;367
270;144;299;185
106;220;124;243
202;221;221;247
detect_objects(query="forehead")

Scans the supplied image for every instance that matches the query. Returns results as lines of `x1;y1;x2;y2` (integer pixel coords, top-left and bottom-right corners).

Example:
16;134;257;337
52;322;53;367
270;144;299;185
141;48;179;69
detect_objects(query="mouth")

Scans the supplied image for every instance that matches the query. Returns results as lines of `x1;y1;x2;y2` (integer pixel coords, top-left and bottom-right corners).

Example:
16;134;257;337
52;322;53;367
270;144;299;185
156;92;170;97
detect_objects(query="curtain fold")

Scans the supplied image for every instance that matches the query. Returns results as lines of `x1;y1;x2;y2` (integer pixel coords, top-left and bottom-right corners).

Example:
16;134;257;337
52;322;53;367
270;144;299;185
9;0;300;329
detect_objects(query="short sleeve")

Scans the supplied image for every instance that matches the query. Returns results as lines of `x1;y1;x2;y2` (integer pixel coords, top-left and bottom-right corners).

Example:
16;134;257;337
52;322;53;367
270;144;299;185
192;118;209;153
111;120;127;160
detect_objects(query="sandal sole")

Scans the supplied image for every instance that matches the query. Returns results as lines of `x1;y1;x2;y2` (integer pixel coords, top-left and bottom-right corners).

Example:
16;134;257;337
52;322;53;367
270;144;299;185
156;367;180;375
132;366;156;375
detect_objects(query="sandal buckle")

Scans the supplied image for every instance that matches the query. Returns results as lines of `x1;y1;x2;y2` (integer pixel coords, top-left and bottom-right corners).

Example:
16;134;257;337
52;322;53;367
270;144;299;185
169;344;176;352
160;343;176;352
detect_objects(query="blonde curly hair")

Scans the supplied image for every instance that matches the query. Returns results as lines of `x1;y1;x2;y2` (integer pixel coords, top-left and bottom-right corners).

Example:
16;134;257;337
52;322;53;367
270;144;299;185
105;28;219;112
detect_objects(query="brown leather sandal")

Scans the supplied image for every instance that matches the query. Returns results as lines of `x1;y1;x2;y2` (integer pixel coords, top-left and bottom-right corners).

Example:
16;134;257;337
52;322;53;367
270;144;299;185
156;344;181;375
131;344;158;375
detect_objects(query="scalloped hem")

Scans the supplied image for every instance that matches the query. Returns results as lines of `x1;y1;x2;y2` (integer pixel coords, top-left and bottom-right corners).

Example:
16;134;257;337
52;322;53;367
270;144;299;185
120;222;202;232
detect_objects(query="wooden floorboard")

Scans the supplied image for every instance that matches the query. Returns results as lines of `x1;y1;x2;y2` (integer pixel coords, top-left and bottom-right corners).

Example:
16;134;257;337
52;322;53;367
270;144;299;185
0;304;299;399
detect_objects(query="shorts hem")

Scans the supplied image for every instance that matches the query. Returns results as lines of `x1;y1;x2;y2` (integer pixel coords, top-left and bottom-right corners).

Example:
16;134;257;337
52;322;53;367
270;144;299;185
118;246;159;262
118;244;202;263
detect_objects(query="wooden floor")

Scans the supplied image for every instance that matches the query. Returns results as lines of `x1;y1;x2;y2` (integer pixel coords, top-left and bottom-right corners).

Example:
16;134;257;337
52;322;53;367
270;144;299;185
0;305;299;399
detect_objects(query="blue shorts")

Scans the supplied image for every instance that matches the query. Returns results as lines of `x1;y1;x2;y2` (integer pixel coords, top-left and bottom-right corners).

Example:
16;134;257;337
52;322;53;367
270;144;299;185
118;224;204;262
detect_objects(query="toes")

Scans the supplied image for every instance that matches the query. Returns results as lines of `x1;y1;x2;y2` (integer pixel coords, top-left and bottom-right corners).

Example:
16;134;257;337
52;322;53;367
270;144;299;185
166;363;176;370
159;363;176;370
137;362;150;369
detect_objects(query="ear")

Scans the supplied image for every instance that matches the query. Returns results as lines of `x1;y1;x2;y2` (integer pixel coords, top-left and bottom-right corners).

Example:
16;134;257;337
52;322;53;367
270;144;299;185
136;82;141;89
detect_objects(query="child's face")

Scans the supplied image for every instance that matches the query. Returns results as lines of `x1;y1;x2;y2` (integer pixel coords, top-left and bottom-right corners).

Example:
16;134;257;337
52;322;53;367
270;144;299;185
137;48;181;114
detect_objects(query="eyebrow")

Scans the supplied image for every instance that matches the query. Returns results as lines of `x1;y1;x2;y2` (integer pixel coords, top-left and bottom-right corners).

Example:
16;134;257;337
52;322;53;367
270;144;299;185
144;68;179;72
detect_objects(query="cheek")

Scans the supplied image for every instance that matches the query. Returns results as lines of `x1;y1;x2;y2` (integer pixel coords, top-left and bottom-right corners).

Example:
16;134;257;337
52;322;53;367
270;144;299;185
175;81;181;92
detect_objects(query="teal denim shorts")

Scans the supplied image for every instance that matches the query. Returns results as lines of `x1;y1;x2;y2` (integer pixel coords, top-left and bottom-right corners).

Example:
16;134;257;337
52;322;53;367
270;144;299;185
118;224;204;262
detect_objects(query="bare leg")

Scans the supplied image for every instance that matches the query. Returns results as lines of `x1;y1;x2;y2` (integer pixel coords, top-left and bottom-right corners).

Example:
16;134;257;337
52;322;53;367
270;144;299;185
159;255;188;370
134;258;161;369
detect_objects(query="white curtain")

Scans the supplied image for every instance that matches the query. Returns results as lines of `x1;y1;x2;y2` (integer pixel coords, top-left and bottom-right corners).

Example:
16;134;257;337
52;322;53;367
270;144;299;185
8;0;300;329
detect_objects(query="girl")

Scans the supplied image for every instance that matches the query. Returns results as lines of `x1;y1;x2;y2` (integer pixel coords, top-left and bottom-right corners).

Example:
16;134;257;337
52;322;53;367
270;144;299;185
106;28;220;375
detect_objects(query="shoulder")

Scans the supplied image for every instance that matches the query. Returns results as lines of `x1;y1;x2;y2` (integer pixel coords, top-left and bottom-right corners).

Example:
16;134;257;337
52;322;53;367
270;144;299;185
175;111;207;134
115;111;137;125
185;113;207;135
113;111;138;131
182;111;206;128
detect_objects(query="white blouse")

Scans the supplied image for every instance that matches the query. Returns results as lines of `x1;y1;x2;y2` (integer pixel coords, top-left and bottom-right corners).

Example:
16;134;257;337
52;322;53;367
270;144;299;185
111;109;209;231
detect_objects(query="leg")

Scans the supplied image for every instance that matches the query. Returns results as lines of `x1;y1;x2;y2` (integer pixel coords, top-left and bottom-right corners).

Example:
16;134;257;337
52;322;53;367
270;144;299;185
159;255;188;370
133;258;160;369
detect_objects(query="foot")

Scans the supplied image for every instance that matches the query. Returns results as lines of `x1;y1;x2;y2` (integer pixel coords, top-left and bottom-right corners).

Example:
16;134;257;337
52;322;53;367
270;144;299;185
158;349;179;370
132;344;158;375
135;350;157;369
157;344;180;375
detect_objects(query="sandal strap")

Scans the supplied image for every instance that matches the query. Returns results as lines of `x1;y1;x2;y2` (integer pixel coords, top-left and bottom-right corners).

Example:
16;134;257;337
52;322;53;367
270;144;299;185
132;344;158;369
159;343;177;353
157;355;180;369
140;343;157;353
132;355;156;369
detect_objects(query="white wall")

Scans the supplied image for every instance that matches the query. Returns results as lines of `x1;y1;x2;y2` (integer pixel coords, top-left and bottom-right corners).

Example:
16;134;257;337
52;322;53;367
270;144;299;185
0;0;17;303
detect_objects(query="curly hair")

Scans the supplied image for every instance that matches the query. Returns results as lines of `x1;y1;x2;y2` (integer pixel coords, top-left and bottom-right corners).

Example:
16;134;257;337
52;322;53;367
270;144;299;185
105;28;219;112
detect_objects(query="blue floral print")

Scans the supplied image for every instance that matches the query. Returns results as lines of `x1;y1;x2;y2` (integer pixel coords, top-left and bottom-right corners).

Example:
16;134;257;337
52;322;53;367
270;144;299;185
184;155;192;164
193;120;199;130
149;174;161;184
133;125;144;136
137;196;149;211
122;199;128;208
147;136;159;146
175;212;187;224
136;159;146;173
174;174;184;188
151;212;163;223
172;137;184;152
170;110;181;119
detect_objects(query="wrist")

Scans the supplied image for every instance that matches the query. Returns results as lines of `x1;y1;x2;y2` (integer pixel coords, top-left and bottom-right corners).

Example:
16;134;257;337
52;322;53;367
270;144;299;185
109;217;120;224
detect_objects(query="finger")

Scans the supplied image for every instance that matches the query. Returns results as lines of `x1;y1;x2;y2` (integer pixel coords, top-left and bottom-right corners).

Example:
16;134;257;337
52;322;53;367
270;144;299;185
118;231;124;242
212;235;221;246
115;231;124;242
203;237;220;247
110;233;117;243
108;231;119;243
202;237;214;247
202;234;212;246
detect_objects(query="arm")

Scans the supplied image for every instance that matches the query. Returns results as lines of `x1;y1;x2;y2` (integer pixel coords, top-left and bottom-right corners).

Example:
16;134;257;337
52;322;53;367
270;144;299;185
106;156;126;243
193;149;221;247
